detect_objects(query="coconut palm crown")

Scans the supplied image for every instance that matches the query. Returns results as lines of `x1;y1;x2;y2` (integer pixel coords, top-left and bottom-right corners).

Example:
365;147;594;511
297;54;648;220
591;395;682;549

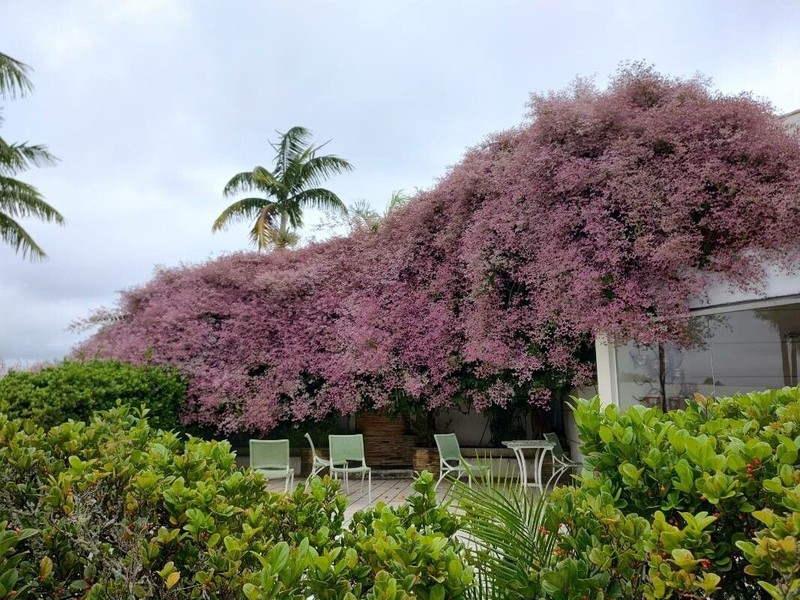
213;126;353;250
348;190;410;233
0;52;63;261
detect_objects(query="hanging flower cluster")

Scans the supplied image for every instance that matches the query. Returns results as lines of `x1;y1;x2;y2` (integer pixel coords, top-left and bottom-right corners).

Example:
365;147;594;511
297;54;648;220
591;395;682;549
77;65;800;433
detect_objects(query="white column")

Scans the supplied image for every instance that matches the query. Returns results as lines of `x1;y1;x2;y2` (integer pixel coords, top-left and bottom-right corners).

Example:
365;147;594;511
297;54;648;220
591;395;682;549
594;333;619;407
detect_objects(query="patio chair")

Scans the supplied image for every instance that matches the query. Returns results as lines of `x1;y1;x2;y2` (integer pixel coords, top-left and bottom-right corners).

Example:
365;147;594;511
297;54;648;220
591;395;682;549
543;432;582;489
249;439;294;493
434;433;489;490
328;434;372;504
305;432;346;481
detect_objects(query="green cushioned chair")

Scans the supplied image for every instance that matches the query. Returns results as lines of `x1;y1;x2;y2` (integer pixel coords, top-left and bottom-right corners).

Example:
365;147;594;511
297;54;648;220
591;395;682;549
249;439;294;493
434;433;489;490
328;434;372;504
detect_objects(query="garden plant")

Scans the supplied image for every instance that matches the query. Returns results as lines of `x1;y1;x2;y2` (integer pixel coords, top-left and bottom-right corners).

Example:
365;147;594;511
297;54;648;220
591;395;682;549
78;65;800;436
213;126;353;251
0;51;64;260
444;387;800;599
0;405;470;599
0;360;187;431
542;387;800;599
2;387;797;597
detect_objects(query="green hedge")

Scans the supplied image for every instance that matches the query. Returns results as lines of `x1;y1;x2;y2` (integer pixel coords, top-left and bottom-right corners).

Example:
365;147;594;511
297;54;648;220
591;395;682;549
445;387;800;599
0;406;471;599
0;360;186;431
542;387;800;599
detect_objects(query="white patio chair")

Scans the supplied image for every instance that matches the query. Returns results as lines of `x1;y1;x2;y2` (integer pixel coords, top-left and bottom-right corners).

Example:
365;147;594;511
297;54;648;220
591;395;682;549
543;432;582;488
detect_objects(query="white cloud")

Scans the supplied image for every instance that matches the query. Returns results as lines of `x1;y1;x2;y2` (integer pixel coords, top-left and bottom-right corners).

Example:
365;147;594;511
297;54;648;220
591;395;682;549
104;0;191;26
27;0;192;69
33;20;99;66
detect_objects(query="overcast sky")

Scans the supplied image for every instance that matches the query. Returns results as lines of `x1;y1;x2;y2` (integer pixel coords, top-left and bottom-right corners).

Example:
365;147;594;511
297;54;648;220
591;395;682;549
1;0;799;367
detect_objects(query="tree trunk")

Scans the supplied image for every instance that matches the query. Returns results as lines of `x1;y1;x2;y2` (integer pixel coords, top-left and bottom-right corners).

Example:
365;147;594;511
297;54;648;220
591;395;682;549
658;343;667;412
278;210;289;250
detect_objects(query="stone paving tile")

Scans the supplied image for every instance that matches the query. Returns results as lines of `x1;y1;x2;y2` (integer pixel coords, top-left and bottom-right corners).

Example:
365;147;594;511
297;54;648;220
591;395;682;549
263;476;455;521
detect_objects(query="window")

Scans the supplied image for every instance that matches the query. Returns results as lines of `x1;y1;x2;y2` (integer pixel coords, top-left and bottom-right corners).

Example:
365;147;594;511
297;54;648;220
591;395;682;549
615;301;800;410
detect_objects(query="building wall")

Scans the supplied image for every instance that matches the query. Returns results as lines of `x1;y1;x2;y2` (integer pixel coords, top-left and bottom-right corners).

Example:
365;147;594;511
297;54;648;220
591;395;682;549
435;386;595;461
693;262;800;310
435;408;494;447
783;108;800;130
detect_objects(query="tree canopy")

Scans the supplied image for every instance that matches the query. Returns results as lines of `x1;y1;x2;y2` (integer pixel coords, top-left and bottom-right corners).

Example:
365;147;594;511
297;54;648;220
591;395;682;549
79;66;800;433
213;126;352;250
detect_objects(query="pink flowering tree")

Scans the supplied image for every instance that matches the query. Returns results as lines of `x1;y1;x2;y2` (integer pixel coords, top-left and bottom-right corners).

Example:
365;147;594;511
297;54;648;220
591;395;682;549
77;65;800;434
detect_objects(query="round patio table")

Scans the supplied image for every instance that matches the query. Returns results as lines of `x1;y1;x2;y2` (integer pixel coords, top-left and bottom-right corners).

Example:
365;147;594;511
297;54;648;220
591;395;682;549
502;439;556;494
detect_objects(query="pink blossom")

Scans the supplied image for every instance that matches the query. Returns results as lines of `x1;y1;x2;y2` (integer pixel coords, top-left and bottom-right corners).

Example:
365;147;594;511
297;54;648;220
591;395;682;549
77;65;800;433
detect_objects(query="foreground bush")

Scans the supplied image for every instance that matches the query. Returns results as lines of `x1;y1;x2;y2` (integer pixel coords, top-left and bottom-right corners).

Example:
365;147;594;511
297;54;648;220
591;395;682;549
543;387;800;599
447;387;799;599
0;360;186;431
3;389;796;598
0;406;469;598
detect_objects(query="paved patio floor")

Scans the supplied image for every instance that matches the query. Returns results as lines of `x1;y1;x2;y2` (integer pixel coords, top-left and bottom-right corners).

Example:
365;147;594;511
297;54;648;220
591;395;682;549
262;473;560;522
264;475;456;521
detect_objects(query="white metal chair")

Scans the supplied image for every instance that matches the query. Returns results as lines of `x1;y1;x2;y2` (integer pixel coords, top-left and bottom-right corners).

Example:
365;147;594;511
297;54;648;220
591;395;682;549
543;432;582;488
249;439;295;493
434;433;489;490
328;434;372;504
304;432;346;481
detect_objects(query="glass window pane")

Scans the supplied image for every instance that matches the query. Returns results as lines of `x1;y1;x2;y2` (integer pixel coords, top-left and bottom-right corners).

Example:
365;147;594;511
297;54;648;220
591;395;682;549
615;301;800;409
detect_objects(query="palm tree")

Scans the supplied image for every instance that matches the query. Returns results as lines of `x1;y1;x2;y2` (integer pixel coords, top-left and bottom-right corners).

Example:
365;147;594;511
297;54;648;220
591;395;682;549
213;126;353;251
347;190;410;233
314;190;410;237
448;470;558;599
0;52;63;261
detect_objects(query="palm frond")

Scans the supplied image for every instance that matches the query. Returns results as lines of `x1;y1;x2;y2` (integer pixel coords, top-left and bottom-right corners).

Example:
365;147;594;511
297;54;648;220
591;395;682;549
386;189;410;214
450;466;557;600
222;171;253;196
0;57;62;261
350;199;380;220
0;52;33;99
212;198;277;231
280;203;304;230
348;199;382;232
0;212;46;260
250;165;281;192
222;166;282;197
271;126;313;179
249;205;282;251
0;176;65;223
217;126;351;248
296;154;353;189
0;139;57;176
267;227;299;250
282;145;316;190
290;187;347;215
